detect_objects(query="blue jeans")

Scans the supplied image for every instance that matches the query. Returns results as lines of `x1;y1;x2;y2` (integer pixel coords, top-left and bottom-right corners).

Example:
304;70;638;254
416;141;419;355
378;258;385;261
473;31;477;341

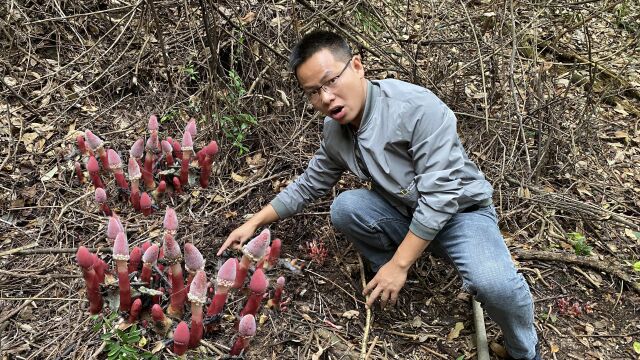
330;189;538;359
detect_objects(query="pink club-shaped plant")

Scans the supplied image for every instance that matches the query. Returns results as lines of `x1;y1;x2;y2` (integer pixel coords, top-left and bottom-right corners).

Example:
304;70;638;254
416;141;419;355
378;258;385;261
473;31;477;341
163;233;186;317
184;243;204;291
239;268;269;318
113;232;132;312
230;314;256;356
187;270;207;348
206;258;237;319
234;228;271;289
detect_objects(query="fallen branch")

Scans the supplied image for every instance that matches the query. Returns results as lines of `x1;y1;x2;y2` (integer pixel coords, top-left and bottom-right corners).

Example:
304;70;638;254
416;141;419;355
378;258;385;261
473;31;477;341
514;249;640;293
357;254;372;360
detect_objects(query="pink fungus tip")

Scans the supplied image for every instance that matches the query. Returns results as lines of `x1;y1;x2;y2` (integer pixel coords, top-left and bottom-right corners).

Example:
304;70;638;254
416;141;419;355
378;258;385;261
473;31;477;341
113;232;129;259
107;149;122;169
173;321;190;346
151;304;165;321
142;244;160;264
107;216;124;239
87;156;100;172
243;229;271;260
277;276;285;287
184;243;204;271
188;270;207;303
182;131;193;149
238;314;256;337
76;246;94;268
161;140;172;153
130;138;145;159
217;258;237;285
163;207;178;231
148;115;159;131
84;130;103;150
94;188;107;203
249;268;268;293
163;233;181;260
140;192;152;209
128;157;141;179
157;180;167;192
205;141;219;156
185;119;197;137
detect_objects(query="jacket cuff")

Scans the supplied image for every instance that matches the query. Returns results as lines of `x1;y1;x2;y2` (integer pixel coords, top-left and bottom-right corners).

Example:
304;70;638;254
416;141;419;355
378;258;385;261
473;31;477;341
409;219;438;241
270;197;295;219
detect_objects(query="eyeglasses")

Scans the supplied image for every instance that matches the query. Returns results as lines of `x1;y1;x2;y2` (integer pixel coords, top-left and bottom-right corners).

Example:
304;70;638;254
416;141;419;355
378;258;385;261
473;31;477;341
303;58;352;101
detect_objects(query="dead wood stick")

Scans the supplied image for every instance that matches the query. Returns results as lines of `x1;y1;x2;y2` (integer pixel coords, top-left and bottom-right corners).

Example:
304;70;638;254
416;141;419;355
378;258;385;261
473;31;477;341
472;299;490;360
146;0;173;91
357;254;372;360
514;249;640;293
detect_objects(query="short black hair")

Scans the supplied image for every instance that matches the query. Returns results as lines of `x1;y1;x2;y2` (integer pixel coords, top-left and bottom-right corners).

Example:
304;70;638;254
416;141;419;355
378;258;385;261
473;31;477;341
289;30;352;75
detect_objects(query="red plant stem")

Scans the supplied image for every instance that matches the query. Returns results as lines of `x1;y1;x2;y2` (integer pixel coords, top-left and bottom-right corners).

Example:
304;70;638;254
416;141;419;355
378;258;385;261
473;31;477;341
142;153;155;190
116;260;131;312
129;247;142;274
130;180;140;211
141;262;153;284
233;256;250;289
80;266;103;314
199;161;211;188
113;170;128;190
167;263;186;317
129;298;142;323
172;140;182;161
230;336;250;356
88;170;104;189
165;153;174;167
96;147;109;170
189;302;204;348
142;205;152;216
206;287;229;317
240;291;265;317
93;254;106;284
179;152;191;185
76;135;88;155
74;162;85;183
99;203;112;216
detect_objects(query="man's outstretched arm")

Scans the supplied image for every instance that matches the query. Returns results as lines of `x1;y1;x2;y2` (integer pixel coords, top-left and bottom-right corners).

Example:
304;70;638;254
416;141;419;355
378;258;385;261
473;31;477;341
216;204;280;255
363;231;431;308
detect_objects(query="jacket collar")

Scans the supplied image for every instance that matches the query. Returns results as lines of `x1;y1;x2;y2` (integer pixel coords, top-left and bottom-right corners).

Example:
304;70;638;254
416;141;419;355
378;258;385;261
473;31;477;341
353;80;377;133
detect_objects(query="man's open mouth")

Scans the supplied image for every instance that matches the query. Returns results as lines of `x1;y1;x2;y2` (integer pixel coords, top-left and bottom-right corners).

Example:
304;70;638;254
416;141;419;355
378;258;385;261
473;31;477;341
330;106;344;116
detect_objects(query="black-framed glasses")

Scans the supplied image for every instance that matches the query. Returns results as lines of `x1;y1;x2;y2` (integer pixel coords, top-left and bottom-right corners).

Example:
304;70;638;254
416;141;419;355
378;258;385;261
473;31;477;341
303;58;352;101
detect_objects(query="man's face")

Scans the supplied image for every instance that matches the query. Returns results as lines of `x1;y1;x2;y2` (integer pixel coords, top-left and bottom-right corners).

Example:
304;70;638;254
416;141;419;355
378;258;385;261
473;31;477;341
296;49;367;127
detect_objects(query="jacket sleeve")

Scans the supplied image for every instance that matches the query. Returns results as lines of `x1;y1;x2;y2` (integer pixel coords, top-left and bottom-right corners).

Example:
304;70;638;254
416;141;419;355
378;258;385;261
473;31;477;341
270;140;344;219
408;103;466;241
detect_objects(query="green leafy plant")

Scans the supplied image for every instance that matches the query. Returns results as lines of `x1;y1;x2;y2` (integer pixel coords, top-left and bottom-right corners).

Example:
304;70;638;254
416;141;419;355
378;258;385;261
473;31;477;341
160;109;179;124
183;64;198;81
354;7;382;34
567;232;592;256
228;69;246;99
92;313;158;360
219;113;257;155
633;261;640;272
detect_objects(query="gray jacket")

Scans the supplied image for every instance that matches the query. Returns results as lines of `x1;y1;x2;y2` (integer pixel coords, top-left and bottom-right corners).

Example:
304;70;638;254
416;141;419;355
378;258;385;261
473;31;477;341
271;79;493;241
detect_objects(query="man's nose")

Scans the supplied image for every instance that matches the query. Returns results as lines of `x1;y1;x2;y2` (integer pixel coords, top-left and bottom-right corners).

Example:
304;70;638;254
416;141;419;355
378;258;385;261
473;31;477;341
320;88;335;104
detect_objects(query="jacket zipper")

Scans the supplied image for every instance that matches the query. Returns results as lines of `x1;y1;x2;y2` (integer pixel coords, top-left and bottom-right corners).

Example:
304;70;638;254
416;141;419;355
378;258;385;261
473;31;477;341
351;128;372;180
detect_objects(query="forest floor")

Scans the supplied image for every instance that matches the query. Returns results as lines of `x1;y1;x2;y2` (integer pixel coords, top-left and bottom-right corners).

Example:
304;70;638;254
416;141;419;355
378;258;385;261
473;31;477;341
1;0;639;359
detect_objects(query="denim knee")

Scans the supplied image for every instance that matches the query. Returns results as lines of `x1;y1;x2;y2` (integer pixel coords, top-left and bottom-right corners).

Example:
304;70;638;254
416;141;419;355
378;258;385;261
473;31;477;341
471;271;531;307
330;189;366;232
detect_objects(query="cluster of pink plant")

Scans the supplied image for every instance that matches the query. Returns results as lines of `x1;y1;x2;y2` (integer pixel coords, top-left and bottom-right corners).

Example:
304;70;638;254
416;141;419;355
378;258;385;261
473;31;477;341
305;238;329;265
556;297;594;317
76;208;287;357
74;116;219;215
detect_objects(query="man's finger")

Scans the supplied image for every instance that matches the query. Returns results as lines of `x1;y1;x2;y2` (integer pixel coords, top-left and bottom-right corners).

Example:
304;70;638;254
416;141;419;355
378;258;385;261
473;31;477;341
363;277;378;295
380;291;389;309
366;286;382;308
390;292;399;307
216;238;234;256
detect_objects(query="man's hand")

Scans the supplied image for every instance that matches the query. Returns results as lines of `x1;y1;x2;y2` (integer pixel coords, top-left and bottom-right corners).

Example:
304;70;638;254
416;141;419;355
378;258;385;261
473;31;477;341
216;222;257;256
362;259;408;309
216;204;280;256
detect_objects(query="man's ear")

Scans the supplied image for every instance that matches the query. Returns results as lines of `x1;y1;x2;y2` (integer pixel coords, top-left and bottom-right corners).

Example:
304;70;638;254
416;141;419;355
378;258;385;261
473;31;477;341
352;55;365;77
